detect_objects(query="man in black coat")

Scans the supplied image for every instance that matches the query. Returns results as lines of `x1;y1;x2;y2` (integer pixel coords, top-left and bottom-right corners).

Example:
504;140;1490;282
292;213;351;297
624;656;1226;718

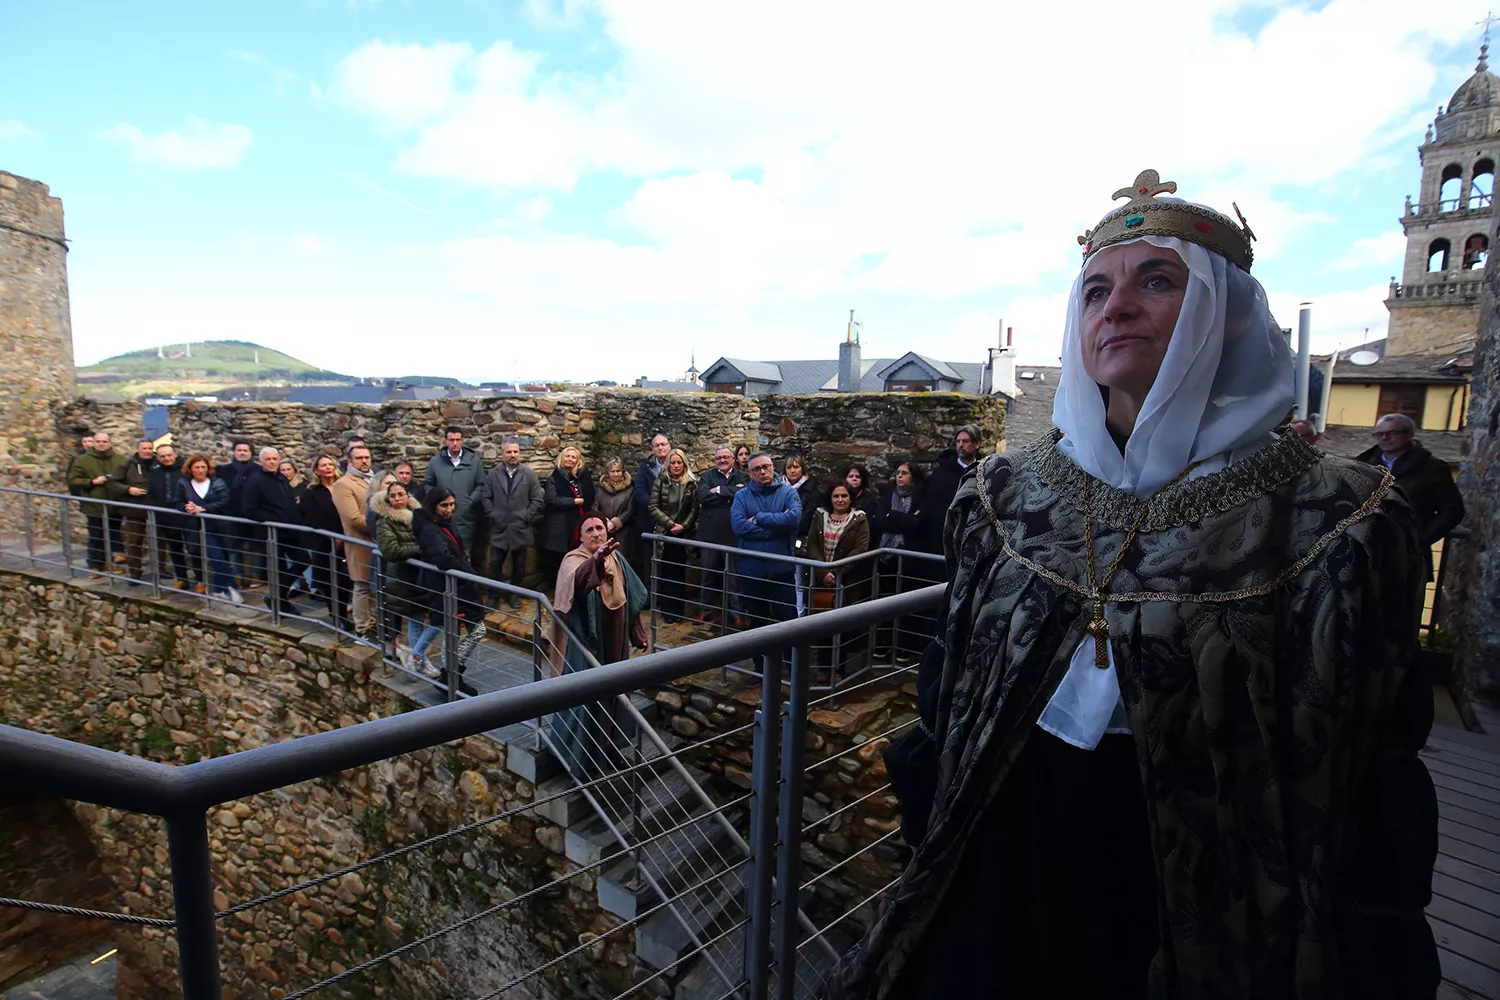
1357;413;1465;578
696;445;749;622
924;423;983;535
146;442;192;587
240;446;300;611
631;433;672;582
221;439;258;584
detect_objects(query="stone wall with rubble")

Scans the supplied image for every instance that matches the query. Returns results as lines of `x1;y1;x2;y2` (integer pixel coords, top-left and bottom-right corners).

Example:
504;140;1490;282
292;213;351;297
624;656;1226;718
756;392;1007;483
0;172;75;499
643;670;914;938
0;566;638;1000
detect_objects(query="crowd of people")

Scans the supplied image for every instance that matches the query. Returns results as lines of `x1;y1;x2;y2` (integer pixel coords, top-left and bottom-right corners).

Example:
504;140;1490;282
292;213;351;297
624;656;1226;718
61;421;985;681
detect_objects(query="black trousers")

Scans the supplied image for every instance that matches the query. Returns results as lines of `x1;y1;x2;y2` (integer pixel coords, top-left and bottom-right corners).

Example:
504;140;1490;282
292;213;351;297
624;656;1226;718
490;547;528;592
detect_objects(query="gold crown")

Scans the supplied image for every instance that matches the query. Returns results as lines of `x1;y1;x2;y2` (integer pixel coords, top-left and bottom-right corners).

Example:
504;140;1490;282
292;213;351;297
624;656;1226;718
1077;169;1256;272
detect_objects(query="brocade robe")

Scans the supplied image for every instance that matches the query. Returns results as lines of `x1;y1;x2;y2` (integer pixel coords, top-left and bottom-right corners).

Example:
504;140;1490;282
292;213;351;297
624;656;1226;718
826;428;1439;1000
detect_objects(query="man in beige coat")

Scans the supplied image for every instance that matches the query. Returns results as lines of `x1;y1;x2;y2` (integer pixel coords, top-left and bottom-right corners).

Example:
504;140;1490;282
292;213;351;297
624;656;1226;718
332;443;377;636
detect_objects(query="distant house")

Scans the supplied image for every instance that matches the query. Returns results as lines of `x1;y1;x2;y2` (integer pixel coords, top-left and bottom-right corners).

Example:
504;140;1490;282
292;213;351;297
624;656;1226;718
1002;366;1062;446
1316;338;1470;468
701;351;989;397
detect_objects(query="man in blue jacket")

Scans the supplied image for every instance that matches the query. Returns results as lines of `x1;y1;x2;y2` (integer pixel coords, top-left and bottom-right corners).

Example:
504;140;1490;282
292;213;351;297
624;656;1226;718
631;433;672;582
730;451;802;632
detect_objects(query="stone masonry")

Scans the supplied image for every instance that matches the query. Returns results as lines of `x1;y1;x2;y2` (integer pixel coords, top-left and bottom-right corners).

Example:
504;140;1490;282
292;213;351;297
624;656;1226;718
0;171;75;491
0;567;640;1000
1446;208;1500;703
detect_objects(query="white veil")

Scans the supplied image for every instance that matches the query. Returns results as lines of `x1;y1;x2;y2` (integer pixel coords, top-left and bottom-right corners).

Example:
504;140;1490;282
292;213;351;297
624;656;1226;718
1051;232;1295;496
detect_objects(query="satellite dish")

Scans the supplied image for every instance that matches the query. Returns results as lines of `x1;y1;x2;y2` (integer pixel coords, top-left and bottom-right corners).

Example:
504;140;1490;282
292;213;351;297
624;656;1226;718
1348;350;1380;366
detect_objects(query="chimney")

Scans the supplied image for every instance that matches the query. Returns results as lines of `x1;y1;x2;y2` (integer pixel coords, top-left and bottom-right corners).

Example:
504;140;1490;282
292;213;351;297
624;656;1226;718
990;323;1019;397
838;309;862;392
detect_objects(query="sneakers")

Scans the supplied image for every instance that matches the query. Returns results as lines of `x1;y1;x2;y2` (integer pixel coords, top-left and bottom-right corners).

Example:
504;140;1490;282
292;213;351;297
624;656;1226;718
397;645;413;670
228;587;244;605
413;654;442;679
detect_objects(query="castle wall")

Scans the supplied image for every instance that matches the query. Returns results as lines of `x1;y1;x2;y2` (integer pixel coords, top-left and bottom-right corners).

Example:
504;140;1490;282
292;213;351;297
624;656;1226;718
0;172;75;492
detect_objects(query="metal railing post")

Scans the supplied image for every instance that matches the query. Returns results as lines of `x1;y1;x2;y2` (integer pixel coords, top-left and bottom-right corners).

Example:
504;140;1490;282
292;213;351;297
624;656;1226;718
745;647;784;999
775;643;812;1000
146;509;163;599
371;549;386;649
649;536;661;651
832;570;846;687
22;493;35;565
59;498;75;577
102;500;114;576
443;573;461;702
328;541;341;631
266;525;282;625
199;520;211;596
166;810;223;1000
532;603;545;750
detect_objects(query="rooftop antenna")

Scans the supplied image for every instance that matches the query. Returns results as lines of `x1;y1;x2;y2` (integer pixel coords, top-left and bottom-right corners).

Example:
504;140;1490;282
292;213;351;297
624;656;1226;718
846;309;861;345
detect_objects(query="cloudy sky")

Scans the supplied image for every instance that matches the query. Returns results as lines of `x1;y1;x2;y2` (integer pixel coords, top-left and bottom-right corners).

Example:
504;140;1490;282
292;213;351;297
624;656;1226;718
1;0;1491;382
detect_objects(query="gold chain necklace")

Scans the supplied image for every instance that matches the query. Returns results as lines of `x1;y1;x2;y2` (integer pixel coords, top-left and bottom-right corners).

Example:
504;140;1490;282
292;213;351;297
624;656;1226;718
1082;464;1197;669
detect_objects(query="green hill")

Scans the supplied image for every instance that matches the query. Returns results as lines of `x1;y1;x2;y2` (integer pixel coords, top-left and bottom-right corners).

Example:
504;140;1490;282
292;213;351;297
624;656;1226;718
79;340;353;382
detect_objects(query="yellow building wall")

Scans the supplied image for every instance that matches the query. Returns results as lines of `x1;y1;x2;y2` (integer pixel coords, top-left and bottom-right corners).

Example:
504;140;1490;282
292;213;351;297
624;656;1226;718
1325;384;1381;427
1422;384;1469;431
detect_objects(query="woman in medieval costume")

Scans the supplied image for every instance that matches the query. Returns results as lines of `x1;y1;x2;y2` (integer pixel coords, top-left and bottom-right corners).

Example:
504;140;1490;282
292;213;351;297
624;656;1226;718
550;511;650;778
826;171;1439;1000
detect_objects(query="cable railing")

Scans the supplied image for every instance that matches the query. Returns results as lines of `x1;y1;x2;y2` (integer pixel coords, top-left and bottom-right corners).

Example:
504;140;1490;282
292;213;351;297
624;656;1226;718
645;533;945;693
0;544;945;1000
0;482;936;995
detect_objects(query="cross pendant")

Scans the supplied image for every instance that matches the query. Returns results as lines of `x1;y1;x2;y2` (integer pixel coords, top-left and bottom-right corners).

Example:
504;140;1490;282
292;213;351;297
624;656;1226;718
1087;603;1110;669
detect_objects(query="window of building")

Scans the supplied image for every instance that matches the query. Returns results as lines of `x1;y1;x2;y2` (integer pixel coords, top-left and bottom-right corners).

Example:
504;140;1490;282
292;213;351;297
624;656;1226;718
1472;158;1495;209
1440;163;1464;209
1378;384;1426;426
1465;233;1490;270
887;380;936;392
707;382;745;395
1428;237;1452;272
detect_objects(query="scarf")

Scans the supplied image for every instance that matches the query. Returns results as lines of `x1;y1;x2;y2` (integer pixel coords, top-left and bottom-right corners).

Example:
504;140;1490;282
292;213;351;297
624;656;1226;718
880;485;914;550
822;509;854;551
554;545;626;615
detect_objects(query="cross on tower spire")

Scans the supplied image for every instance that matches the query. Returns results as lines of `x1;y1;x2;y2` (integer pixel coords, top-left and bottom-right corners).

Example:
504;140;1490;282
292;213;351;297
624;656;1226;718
1479;11;1497;71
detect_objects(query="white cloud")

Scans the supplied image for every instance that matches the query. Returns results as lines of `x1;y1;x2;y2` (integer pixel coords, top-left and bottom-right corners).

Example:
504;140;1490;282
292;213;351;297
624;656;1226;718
1329;232;1407;272
103;116;253;169
1266;283;1394;355
287;233;332;255
229;49;298;93
0;120;33;140
332;40;474;130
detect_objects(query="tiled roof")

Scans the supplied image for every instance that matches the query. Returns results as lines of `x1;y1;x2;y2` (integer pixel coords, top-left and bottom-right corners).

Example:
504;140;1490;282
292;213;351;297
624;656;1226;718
1003;366;1062;446
703;353;986;394
1322;337;1471;383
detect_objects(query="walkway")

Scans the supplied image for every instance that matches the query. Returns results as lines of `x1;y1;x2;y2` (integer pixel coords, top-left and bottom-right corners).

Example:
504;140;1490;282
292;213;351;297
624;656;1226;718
1426;702;1500;1000
1;948;116;1000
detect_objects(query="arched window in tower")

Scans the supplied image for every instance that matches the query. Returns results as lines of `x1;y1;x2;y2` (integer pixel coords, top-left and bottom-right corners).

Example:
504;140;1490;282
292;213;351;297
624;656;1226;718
1429;238;1452;272
1471;158;1495;209
1465;233;1489;269
1440;164;1464;210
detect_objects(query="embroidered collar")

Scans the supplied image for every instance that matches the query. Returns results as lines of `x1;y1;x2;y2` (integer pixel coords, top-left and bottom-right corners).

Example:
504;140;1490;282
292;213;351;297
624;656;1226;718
1024;426;1321;531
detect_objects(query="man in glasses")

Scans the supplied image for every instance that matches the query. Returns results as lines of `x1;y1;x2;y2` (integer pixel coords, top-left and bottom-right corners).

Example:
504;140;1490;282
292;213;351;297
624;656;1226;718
1358;412;1465;577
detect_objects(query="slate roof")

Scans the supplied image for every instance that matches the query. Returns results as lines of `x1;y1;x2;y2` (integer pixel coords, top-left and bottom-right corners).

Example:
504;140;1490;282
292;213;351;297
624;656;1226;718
1323;338;1471;383
1317;425;1466;467
704;354;987;395
1002;366;1062;446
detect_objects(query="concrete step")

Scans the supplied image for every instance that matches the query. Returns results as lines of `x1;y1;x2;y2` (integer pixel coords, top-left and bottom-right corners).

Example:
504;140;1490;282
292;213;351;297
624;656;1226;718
531;775;591;828
506;738;564;784
635;861;747;972
597;814;736;921
563;813;618;868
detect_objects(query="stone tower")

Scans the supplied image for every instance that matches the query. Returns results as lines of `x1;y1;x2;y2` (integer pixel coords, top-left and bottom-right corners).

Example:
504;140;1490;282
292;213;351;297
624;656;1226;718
0;170;76;487
1387;41;1500;355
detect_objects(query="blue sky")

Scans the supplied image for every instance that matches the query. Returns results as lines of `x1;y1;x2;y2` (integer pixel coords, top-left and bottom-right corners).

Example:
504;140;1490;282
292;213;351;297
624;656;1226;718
0;0;1492;382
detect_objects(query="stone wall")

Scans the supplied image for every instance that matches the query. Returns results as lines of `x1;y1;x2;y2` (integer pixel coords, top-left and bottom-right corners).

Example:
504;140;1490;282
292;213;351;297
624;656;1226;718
1386;298;1482;356
0;172;76;493
1446;209;1500;703
757;391;1007;483
0;568;638;999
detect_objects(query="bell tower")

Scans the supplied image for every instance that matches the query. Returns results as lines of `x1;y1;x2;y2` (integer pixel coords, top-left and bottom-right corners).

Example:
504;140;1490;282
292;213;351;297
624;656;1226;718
1387;32;1500;355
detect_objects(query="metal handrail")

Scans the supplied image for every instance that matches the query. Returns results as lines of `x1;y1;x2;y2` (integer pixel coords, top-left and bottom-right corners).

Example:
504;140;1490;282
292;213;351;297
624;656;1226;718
650;530;945;572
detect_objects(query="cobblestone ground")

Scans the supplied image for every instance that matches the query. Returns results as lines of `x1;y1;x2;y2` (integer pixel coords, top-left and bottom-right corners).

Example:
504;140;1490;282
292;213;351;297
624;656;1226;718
2;949;117;1000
